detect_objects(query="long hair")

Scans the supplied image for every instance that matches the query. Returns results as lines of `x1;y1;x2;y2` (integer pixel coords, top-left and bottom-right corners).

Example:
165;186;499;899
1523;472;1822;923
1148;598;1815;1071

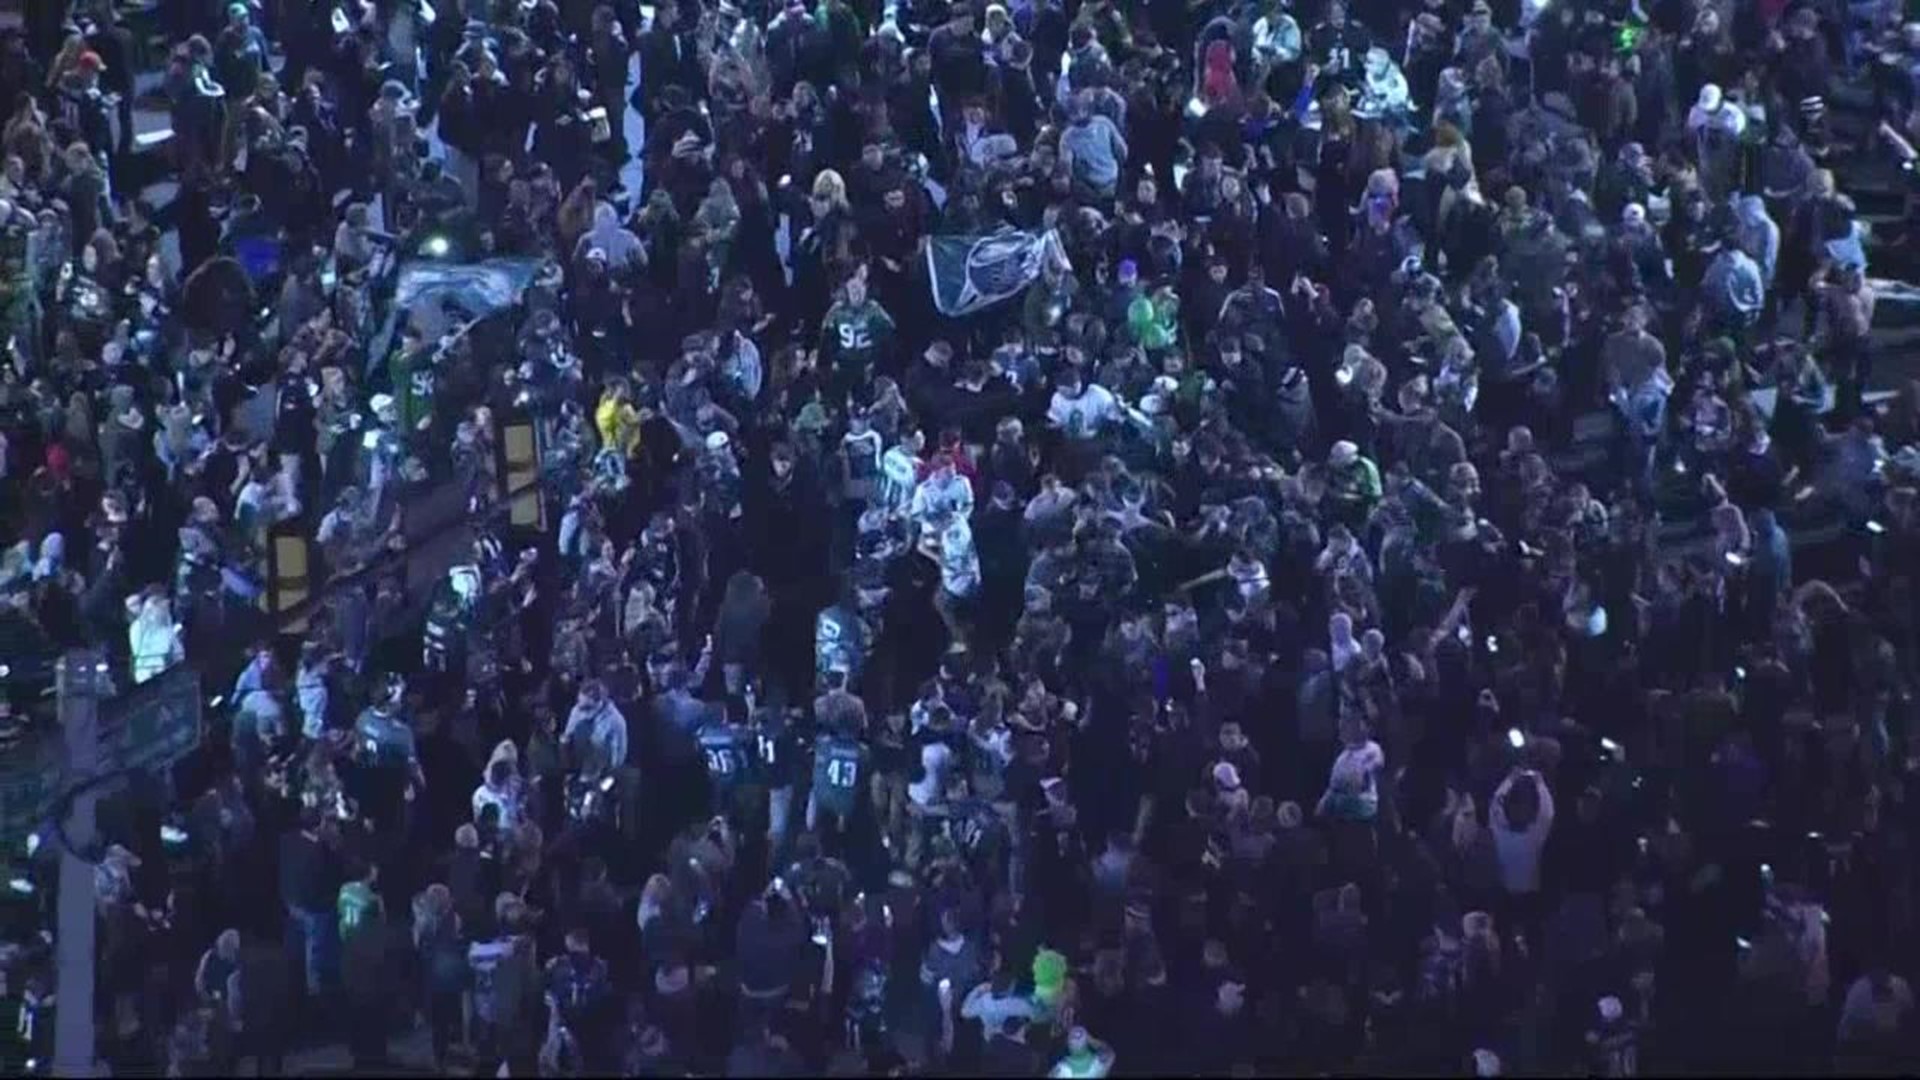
811;168;850;214
1791;580;1848;623
720;569;767;615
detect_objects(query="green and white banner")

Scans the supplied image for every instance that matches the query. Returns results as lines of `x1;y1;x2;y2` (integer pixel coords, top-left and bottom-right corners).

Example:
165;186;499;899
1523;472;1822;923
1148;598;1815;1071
926;228;1069;317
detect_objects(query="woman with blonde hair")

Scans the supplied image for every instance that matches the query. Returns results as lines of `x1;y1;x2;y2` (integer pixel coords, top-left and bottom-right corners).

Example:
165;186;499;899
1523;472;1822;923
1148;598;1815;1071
4;95;51;185
637;873;674;933
45;33;88;92
708;53;761;147
86;227;124;285
812;168;851;213
1425;122;1475;228
792;169;857;319
412;881;467;1069
637;871;698;969
557;176;600;256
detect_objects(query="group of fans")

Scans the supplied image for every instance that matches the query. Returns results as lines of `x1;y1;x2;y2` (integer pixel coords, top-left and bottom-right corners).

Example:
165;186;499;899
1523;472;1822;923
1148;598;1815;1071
4;0;1920;1074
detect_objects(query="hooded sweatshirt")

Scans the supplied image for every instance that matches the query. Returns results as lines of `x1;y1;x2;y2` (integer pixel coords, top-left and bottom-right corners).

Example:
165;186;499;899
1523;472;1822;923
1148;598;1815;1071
575;201;644;269
1059;112;1128;191
1735;195;1780;286
473;741;528;826
1685;85;1746;138
1705;247;1765;319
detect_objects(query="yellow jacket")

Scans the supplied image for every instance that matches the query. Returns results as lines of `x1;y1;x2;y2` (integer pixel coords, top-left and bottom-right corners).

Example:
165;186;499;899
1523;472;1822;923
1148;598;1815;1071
595;395;642;458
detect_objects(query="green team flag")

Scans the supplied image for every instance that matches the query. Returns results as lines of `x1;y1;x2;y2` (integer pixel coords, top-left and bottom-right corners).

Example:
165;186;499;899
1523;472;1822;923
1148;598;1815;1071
925;227;1070;317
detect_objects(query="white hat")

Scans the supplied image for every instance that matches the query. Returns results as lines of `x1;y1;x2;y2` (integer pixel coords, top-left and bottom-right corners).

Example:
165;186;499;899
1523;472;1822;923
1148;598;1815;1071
705;430;730;451
1212;762;1241;790
370;392;396;415
1623;203;1647;226
1473;1049;1502;1077
1598;995;1624;1023
1697;83;1723;112
1330;440;1359;466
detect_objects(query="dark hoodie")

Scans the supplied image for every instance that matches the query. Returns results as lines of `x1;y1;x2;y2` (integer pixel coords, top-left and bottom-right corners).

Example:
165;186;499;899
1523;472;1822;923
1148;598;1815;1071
735;897;806;997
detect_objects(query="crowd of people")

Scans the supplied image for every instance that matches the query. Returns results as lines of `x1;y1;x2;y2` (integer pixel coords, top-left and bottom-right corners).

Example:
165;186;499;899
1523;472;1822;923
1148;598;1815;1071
5;0;1920;1074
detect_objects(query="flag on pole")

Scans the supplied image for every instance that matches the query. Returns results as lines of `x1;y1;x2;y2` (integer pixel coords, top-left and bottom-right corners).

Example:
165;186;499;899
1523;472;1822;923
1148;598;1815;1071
925;228;1069;317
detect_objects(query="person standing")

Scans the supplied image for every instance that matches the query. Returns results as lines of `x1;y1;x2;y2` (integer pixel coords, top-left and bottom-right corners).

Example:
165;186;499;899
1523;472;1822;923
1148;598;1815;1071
1818;262;1877;421
230;935;294;1075
339;862;394;1070
413;883;468;1070
1049;1025;1117;1078
278;806;343;1001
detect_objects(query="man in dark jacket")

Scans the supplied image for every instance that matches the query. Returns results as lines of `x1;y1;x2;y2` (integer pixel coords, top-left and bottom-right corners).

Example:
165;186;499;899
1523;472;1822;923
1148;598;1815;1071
278;808;343;996
736;879;808;1010
231;940;294;1075
633;2;702;120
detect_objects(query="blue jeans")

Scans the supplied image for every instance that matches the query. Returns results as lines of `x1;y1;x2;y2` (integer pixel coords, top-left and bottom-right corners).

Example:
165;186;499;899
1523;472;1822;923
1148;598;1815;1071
286;906;339;996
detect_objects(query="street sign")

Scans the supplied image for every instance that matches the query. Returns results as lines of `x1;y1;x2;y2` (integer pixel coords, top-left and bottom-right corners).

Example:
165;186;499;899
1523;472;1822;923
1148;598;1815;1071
0;737;58;846
98;666;204;776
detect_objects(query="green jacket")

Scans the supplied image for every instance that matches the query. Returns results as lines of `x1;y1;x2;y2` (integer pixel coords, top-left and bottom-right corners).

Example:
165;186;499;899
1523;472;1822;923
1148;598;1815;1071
1329;457;1383;505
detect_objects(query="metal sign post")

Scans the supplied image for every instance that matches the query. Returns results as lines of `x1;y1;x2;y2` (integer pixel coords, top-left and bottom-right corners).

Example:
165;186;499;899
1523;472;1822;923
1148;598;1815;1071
44;656;204;1079
53;651;107;1079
